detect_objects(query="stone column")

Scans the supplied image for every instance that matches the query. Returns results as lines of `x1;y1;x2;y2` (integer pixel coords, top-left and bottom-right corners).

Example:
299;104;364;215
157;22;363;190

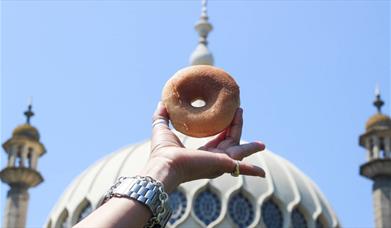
2;187;29;228
373;177;391;228
30;151;38;170
8;150;16;167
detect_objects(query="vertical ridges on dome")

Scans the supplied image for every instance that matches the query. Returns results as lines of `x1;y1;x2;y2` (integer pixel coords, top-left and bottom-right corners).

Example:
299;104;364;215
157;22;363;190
46;141;340;228
189;0;214;66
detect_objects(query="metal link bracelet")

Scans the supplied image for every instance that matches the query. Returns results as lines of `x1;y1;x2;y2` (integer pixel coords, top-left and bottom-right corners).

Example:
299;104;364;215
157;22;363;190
100;176;172;228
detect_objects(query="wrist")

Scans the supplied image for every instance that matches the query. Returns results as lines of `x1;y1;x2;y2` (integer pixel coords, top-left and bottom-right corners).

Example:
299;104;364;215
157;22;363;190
99;176;172;228
139;158;180;194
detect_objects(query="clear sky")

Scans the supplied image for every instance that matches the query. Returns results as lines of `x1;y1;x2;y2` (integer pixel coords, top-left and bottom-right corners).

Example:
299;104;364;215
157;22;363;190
1;0;389;227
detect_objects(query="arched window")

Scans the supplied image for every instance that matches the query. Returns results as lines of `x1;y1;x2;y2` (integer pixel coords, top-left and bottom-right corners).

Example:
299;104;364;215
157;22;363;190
193;189;221;226
291;208;307;228
76;201;93;224
316;216;326;228
168;190;187;225
56;209;68;228
61;217;67;228
228;192;254;228
369;138;374;158
16;145;23;167
261;199;283;228
27;147;33;168
379;137;386;158
46;220;52;228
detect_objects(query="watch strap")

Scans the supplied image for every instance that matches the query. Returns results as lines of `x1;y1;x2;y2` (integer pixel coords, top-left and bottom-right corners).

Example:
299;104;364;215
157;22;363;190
101;176;172;228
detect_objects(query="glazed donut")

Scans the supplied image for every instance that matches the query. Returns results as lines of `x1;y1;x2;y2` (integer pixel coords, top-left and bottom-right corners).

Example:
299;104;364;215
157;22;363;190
162;65;240;137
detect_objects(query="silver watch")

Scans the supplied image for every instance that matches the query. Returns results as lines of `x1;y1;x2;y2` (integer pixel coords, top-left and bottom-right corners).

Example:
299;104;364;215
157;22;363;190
101;176;172;228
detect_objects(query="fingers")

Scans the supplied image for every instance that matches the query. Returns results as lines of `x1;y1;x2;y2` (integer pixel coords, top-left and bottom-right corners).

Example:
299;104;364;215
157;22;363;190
184;150;265;181
235;160;265;177
217;108;243;150
228;108;243;143
199;129;228;150
213;153;265;178
226;141;265;160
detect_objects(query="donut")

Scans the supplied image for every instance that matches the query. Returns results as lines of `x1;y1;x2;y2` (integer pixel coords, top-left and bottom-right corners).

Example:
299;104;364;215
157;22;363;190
162;65;240;137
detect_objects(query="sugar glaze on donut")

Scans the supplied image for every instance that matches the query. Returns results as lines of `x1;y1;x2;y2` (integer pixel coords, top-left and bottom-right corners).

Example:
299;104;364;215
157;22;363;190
162;65;240;137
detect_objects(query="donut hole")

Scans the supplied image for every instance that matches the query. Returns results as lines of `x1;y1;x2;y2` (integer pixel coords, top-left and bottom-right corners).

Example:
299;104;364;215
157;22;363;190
191;99;206;108
174;74;221;112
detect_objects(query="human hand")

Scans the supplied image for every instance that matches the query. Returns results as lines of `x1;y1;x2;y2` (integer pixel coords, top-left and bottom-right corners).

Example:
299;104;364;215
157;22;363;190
140;102;266;193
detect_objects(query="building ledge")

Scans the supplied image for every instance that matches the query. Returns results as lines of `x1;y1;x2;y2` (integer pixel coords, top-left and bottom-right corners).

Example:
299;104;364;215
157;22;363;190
360;159;391;180
0;167;43;188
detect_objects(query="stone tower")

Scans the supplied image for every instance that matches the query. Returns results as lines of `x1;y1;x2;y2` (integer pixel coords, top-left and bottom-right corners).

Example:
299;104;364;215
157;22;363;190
359;88;391;228
0;104;46;228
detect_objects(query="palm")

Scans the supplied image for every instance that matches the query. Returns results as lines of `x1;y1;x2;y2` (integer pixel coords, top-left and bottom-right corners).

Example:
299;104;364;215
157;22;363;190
151;102;265;184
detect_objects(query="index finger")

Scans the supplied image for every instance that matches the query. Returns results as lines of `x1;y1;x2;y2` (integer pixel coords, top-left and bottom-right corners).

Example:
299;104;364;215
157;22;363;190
226;108;243;144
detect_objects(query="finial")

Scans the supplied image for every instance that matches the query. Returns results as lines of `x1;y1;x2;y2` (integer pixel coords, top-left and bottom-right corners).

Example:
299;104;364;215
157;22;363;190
196;0;212;45
373;85;384;113
190;0;214;65
375;84;380;96
201;0;208;19
24;97;34;125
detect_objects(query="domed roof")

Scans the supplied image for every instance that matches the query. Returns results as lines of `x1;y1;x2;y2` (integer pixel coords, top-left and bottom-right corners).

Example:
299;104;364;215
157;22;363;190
46;133;339;228
12;124;40;141
365;113;391;131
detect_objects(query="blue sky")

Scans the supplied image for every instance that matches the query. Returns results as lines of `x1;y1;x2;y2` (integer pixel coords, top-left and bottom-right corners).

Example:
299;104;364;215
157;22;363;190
1;1;390;227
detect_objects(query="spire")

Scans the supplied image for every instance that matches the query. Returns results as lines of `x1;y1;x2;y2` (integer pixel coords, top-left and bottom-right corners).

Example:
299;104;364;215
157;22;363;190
24;97;34;125
189;0;214;66
373;85;384;113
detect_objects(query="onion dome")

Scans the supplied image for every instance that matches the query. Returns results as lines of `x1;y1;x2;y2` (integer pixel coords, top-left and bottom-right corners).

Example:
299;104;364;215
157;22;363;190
12;124;40;141
365;86;391;131
45;133;339;228
366;114;391;131
189;0;214;66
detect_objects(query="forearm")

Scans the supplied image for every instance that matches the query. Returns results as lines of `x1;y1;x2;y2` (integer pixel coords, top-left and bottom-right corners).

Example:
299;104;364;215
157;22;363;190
74;159;177;228
75;198;151;228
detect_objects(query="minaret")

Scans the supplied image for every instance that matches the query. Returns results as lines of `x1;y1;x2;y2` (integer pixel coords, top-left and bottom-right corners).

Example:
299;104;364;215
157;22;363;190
189;0;214;66
0;103;46;228
359;87;391;228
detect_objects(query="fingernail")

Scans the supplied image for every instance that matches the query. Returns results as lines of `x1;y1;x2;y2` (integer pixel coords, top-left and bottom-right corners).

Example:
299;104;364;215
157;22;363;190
255;141;266;150
157;101;166;111
259;170;266;178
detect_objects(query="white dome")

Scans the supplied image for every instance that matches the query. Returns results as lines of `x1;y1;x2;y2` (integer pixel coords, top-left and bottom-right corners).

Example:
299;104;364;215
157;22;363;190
46;133;339;228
